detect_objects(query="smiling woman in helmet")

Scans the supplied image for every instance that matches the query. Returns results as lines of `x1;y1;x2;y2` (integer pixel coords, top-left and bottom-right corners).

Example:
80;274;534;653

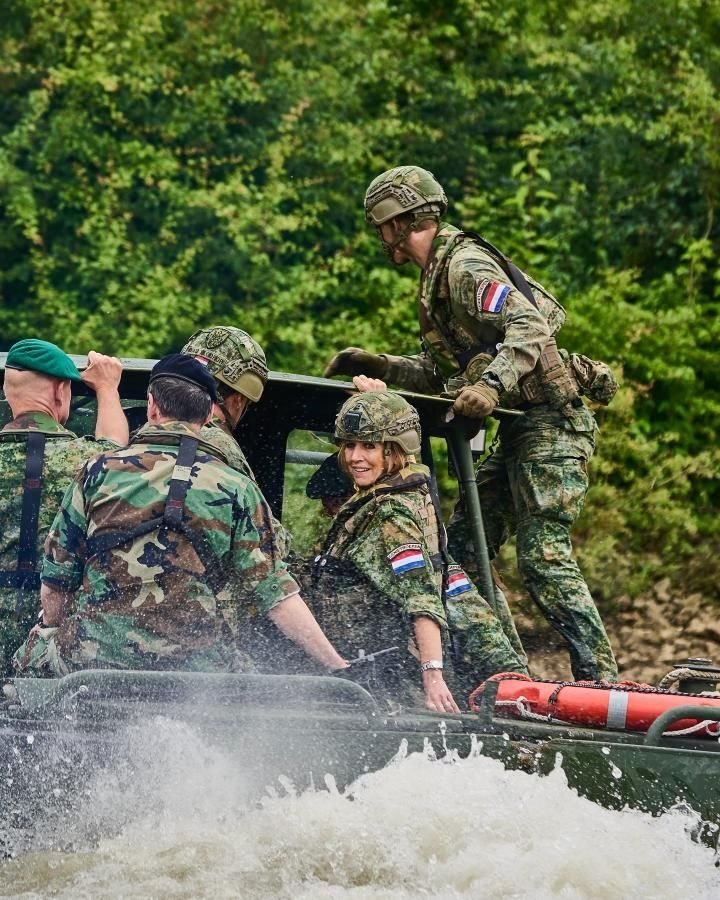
311;389;527;714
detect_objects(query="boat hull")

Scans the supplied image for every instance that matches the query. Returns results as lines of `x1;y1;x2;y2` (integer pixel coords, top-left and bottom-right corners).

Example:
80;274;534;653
2;670;720;855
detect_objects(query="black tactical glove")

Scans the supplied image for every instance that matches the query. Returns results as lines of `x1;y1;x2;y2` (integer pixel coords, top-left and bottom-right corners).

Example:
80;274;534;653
323;347;389;379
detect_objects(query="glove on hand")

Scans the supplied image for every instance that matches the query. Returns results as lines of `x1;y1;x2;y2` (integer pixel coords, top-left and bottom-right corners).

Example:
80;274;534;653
323;347;389;379
452;382;499;419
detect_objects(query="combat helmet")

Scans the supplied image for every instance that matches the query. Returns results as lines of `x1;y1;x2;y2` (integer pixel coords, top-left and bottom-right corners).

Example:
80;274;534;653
334;391;421;455
182;326;268;403
364;166;448;227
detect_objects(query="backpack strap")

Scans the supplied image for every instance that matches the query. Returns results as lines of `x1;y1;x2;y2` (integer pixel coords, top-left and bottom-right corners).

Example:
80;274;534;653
85;436;227;595
163;435;199;528
0;432;46;615
462;231;538;307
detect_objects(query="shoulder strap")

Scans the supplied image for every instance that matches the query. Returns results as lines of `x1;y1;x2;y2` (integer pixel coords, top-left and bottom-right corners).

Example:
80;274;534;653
421;233;507;374
462;230;538;308
163;435;199;528
0;432;46;615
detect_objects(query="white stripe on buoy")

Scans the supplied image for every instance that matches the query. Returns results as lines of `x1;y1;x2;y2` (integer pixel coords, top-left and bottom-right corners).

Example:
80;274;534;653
606;690;629;729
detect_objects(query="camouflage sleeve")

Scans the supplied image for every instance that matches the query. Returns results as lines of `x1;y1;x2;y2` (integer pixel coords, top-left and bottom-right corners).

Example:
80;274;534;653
448;250;551;394
384;352;444;394
228;478;300;615
347;500;448;628
201;423;293;560
40;464;92;592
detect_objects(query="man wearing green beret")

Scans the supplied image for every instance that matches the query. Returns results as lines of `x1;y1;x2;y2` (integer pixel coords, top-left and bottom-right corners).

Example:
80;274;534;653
0;338;128;676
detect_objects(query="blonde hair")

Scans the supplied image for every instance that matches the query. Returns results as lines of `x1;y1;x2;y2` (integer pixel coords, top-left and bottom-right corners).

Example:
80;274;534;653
338;441;412;483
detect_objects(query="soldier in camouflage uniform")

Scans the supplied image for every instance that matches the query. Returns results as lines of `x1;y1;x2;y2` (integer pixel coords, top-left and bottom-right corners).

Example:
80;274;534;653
14;354;347;676
325;165;619;682
182;325;290;558
311;391;528;713
0;339;128;676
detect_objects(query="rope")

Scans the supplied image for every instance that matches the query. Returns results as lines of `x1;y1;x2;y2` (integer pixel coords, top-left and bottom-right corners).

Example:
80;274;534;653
657;666;720;692
467;672;532;713
663;719;720;738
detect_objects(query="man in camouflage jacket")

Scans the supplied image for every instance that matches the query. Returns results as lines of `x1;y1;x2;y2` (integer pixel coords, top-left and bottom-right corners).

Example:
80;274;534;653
325;166;618;682
182;325;291;559
15;354;346;676
0;339;128;676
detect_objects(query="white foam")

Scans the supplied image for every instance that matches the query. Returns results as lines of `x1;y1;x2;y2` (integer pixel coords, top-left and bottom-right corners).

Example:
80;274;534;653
2;719;718;899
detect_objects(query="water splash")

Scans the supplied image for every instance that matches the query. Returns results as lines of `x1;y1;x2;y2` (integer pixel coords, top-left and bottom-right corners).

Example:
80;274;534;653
1;720;719;899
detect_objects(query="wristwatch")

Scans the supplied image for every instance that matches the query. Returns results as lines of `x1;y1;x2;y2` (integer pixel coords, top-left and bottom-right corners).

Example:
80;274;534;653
419;660;444;673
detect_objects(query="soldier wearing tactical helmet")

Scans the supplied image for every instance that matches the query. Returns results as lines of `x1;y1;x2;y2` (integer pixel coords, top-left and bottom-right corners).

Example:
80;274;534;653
182;326;267;479
182;326;290;560
324;165;619;683
310;389;528;713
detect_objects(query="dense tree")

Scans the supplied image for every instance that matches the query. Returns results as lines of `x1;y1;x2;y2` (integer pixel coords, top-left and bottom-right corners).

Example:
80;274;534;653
0;0;717;598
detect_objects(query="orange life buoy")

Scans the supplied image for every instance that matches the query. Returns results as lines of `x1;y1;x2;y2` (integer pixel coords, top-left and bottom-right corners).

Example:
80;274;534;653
468;674;720;735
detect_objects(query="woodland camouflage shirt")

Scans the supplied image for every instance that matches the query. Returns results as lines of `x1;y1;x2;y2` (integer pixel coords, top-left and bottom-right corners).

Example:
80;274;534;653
388;223;564;399
0;411;119;623
41;420;299;671
200;414;292;559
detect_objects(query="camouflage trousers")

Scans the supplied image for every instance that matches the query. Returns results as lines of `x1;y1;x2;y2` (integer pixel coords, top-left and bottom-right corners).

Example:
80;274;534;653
448;407;618;682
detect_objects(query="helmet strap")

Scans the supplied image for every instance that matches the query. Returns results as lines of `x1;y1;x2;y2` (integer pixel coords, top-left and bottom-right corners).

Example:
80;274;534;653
378;219;419;263
217;400;236;430
378;213;438;264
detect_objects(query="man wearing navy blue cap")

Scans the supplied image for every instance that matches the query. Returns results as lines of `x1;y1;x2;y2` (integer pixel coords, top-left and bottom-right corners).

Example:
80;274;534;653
15;354;348;676
0;339;127;676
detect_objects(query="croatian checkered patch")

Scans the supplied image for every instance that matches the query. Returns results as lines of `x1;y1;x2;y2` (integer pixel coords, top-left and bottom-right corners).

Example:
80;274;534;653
446;565;472;596
476;280;511;314
387;543;425;575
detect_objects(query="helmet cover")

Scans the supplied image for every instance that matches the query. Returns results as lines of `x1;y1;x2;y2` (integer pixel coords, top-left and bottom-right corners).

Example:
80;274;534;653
182;326;268;402
334;390;421;455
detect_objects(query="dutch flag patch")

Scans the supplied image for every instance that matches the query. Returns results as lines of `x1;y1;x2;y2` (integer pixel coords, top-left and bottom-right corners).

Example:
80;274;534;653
388;543;425;575
476;280;511;314
446;566;472;596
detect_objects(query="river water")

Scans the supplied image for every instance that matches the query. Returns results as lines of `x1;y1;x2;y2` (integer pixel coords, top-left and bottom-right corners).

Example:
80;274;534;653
1;717;719;899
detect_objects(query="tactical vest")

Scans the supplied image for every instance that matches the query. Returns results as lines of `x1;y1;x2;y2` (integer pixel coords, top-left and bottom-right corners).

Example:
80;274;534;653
317;466;440;563
313;465;453;621
312;465;470;696
0;430;68;616
418;227;580;410
84;433;228;598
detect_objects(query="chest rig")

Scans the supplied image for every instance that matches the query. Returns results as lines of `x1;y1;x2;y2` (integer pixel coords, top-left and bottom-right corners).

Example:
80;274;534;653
314;466;454;606
419;228;581;410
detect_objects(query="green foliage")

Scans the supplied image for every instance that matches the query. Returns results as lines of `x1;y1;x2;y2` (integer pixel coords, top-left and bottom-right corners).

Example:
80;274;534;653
0;0;717;598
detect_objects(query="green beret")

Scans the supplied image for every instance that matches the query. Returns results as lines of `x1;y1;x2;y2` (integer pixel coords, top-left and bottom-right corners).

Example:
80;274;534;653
5;339;82;382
